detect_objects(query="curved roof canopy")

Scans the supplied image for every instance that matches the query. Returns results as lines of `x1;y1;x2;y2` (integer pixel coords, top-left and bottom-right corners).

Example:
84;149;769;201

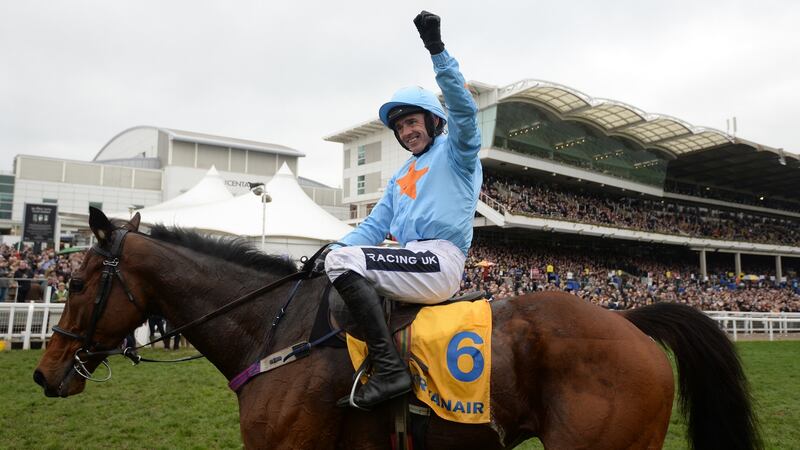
95;125;304;161
498;79;738;157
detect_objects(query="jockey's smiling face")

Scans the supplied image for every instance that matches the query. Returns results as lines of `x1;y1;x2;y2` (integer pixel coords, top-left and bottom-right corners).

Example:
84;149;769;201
394;112;438;155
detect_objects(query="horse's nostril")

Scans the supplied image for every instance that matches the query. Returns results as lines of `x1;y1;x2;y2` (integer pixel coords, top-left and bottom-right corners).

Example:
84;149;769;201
33;369;47;388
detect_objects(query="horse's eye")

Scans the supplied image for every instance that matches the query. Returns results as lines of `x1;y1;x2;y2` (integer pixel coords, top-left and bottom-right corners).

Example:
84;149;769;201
69;279;85;293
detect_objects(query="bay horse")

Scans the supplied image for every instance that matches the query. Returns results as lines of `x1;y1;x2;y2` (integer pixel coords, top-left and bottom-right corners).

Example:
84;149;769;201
34;209;760;449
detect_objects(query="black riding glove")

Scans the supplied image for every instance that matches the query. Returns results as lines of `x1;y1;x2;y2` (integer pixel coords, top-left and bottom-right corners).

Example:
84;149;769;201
414;10;445;55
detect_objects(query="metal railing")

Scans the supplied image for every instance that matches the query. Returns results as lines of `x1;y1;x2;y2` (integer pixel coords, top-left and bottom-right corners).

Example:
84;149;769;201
705;311;800;341
479;191;507;215
1;302;64;349
3;302;798;350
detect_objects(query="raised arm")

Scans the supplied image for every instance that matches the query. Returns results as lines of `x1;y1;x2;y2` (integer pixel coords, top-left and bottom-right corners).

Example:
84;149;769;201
414;11;481;167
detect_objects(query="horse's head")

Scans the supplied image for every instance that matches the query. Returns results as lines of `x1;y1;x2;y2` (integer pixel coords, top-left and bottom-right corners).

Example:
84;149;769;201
34;207;150;397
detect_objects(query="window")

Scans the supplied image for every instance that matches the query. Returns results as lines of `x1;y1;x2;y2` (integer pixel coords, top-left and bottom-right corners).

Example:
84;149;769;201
356;142;381;165
43;198;58;204
349;204;358;220
357;175;365;195
89;201;103;210
0;189;12;220
364;142;382;164
366;203;376;215
357;146;366;166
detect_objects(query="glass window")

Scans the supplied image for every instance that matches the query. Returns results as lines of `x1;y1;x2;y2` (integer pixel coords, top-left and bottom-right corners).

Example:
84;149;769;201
349;204;358;220
0;184;13;193
357;175;365;195
43;198;58;204
357;146;366;166
493;101;667;187
89;201;103;210
366;203;376;215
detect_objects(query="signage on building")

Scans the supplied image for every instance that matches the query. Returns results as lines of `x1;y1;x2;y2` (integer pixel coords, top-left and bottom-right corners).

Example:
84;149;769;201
22;203;57;242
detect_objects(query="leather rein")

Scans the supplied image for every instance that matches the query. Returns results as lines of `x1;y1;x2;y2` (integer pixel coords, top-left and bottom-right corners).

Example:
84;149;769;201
52;227;312;383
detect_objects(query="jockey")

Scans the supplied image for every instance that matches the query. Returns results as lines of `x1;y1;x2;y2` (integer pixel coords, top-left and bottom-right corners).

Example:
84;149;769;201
324;11;482;409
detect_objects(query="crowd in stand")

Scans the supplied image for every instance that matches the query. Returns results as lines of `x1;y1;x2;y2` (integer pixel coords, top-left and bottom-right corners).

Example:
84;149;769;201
3;234;799;314
0;243;81;302
458;240;800;312
483;174;800;246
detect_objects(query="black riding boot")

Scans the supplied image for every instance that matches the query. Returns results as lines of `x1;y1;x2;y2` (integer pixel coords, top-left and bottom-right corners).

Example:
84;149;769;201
334;271;412;409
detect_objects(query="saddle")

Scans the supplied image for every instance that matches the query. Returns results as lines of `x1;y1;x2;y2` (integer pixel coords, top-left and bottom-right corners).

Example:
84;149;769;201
304;279;490;449
325;283;486;340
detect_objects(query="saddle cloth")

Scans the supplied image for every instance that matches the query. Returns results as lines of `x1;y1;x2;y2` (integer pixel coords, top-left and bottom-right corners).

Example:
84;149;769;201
346;299;492;424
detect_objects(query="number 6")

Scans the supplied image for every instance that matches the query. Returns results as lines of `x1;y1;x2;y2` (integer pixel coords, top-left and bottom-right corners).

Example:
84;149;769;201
446;331;484;382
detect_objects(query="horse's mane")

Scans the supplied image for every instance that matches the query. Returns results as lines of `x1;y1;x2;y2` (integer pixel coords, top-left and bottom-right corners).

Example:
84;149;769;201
147;225;298;275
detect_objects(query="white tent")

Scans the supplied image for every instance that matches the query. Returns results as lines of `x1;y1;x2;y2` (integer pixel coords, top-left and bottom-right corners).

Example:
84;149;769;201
141;165;233;212
127;163;352;259
104;166;233;219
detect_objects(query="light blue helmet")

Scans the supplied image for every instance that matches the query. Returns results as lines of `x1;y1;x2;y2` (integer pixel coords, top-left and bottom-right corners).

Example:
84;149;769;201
378;86;447;131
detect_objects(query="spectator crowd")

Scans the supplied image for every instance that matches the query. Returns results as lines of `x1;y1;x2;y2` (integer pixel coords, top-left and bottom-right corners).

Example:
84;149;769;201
0;243;83;302
459;240;800;313
483;174;800;246
2;229;799;315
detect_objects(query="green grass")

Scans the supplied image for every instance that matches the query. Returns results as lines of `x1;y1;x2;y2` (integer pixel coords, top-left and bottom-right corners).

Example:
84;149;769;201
2;342;798;449
1;348;240;449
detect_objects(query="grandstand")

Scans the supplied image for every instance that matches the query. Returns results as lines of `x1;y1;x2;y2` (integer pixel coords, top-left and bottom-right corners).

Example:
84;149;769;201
326;78;800;310
4;79;800;350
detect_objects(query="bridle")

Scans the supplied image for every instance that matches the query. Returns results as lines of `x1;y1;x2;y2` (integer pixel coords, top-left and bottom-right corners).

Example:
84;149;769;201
51;226;317;383
52;227;144;382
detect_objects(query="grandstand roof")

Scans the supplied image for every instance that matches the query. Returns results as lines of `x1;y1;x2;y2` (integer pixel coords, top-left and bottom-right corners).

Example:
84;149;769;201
325;78;799;202
498;79;800;199
665;140;800;198
323;118;385;144
95;125;304;161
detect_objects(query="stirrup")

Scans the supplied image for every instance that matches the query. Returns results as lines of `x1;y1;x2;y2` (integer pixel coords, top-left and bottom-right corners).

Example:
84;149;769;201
337;357;371;410
344;365;370;411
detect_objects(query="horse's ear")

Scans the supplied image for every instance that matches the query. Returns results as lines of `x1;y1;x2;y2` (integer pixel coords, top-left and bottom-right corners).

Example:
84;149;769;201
129;212;141;231
89;207;114;243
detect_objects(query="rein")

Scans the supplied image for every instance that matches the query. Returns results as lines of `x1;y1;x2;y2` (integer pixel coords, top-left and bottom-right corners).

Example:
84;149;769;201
52;227;315;382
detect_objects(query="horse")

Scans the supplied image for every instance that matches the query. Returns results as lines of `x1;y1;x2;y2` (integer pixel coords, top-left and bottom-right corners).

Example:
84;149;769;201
34;208;761;449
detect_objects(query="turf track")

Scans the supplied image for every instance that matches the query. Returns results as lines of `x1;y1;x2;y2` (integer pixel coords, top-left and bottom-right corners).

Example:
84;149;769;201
2;341;797;449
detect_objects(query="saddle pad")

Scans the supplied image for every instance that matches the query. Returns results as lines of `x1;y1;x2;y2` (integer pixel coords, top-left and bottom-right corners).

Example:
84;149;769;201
346;299;492;424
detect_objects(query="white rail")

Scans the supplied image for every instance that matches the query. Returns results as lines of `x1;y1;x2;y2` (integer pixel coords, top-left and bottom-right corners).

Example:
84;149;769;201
2;303;799;349
705;311;800;341
1;302;63;349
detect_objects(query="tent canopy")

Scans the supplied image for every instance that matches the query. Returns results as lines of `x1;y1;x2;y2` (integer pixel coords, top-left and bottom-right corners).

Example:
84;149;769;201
117;163;352;242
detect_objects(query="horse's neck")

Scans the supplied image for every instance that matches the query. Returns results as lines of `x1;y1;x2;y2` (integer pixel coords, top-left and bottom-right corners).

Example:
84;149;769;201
147;247;313;380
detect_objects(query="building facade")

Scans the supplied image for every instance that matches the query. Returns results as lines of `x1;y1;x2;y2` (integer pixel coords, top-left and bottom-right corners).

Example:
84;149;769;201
4;126;345;240
324;79;800;277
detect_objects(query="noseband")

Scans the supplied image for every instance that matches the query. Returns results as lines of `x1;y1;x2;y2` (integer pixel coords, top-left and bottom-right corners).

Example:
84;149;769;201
52;228;144;381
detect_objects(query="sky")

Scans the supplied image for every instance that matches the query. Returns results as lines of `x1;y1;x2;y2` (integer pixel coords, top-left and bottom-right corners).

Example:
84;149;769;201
2;0;798;187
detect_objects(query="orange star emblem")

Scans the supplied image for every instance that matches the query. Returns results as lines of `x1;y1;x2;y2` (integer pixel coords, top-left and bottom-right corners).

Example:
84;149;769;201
396;161;429;199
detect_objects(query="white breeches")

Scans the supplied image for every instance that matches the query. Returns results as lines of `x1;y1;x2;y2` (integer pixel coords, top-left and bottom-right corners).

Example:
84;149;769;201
325;239;466;304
